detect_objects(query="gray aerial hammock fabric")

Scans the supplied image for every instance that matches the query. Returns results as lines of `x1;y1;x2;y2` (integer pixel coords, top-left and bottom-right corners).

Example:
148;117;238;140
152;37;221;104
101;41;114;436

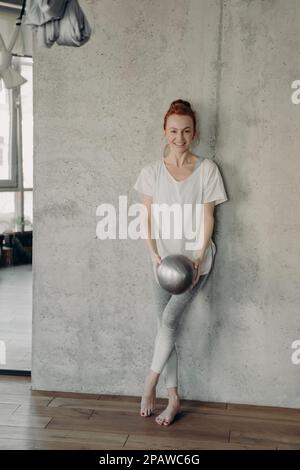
0;2;27;90
23;0;68;26
0;29;27;90
23;0;91;48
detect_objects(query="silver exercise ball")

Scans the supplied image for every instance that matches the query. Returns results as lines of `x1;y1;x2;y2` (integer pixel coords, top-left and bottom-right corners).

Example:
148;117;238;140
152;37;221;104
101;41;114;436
156;254;195;295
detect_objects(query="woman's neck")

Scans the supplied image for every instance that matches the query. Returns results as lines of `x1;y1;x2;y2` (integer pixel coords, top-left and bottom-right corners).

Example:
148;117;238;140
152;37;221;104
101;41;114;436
165;150;193;168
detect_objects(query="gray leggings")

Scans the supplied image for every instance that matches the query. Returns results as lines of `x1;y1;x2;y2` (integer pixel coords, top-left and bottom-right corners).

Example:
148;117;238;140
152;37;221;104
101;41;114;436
149;263;214;389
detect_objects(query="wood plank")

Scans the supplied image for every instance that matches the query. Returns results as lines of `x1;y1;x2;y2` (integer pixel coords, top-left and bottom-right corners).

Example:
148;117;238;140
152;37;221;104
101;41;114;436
32;439;121;450
276;443;300;450
47;397;148;414
0;376;30;385
0;425;127;448
46;396;226;415
31;390;100;399
0;415;52;428
0;437;124;450
124;434;277;450
46;411;230;444
183;405;300;425
97;395;227;409
0;402;20;414
229;419;300;446
0;393;52;407
0;380;31;395
13;399;188;418
178;399;227;410
0;433;276;451
47;396;137;411
12;404;93;420
48;395;227;408
0;438;35;450
226;403;300;423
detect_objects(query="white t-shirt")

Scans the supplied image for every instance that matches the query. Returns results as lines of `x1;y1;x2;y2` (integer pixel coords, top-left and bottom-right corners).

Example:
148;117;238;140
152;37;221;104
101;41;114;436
133;155;228;284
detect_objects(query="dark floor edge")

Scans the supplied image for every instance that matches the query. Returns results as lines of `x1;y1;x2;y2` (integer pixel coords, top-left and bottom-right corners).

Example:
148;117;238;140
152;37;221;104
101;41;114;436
0;369;31;377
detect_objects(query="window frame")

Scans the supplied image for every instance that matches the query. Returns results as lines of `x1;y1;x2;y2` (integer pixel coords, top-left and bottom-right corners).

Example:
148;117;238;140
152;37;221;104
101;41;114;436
0;84;18;188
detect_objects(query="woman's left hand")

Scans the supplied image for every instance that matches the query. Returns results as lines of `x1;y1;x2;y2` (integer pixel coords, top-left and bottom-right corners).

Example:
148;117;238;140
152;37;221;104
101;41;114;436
191;257;202;289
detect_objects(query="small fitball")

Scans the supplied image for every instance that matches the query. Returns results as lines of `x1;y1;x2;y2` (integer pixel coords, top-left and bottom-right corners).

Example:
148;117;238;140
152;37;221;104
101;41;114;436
156;254;195;295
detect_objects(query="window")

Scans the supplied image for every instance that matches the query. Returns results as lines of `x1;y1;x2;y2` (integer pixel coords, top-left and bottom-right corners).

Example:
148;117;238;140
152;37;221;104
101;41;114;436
0;55;33;233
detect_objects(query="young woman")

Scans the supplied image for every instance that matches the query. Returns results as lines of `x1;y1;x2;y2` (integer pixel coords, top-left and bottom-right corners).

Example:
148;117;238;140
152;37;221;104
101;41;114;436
133;99;228;426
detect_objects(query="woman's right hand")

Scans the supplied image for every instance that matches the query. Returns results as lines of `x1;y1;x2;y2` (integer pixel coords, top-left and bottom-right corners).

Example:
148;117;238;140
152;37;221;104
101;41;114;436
150;252;162;269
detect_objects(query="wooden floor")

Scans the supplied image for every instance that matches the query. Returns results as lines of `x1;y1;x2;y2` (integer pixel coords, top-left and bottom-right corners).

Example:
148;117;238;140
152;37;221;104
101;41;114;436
0;265;32;371
0;376;299;450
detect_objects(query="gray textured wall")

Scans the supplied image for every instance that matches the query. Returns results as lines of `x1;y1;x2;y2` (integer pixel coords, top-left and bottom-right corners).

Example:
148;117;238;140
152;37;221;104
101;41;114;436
31;0;300;408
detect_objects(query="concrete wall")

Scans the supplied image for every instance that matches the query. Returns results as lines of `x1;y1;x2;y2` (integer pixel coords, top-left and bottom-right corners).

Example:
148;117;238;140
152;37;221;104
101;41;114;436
31;0;300;408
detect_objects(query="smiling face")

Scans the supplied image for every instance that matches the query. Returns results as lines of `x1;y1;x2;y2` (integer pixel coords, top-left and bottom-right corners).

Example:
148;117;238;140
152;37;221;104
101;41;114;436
164;114;195;154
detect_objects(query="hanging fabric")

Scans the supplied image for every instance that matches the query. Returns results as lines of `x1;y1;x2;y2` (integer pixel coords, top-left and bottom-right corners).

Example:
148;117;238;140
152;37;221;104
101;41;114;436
0;0;27;90
23;0;91;48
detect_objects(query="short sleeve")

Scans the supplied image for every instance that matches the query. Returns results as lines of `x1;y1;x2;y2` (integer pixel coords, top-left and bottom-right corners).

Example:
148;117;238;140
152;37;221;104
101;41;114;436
133;164;154;197
203;160;228;206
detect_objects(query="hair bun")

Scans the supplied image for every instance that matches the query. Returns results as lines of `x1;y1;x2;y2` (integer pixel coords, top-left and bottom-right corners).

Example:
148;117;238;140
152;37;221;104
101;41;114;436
171;99;191;109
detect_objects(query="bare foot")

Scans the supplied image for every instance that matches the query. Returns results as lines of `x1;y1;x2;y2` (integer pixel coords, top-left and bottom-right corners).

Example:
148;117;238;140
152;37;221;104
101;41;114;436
155;396;181;426
140;392;156;417
140;374;157;417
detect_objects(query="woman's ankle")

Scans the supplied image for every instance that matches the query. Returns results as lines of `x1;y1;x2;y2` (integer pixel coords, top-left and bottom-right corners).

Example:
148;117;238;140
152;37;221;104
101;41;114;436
167;386;179;398
167;391;180;402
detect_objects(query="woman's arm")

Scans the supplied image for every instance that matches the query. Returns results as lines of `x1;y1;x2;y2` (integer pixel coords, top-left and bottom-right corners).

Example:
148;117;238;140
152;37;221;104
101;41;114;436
191;201;215;287
141;194;161;264
194;201;215;263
